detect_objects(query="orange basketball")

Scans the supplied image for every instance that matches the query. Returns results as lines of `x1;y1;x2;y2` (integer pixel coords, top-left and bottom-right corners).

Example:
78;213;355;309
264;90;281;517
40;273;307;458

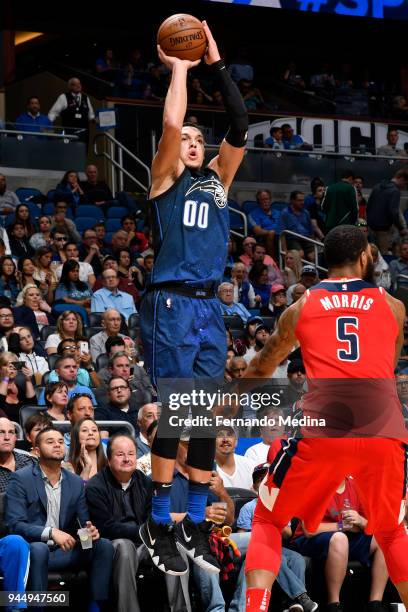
157;14;207;62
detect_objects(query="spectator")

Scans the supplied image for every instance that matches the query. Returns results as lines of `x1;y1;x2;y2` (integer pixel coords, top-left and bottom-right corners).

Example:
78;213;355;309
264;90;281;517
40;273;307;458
111;230;129;257
51;201;81;243
91;269;137;322
321;170;359;233
15;95;52;133
33;246;59;288
237;462;317;612
392;95;408;120
283;62;305;90
45;310;83;355
136;402;158;459
77;228;107;279
89;309;135;363
7;222;34;259
95;376;140;429
44;381;69;421
189;77;213;105
243;323;272;364
215;424;255;488
238;79;265;111
367;168;408;254
283;359;306;405
250;242;284;285
228;356;248;381
310;63;335;95
292;283;306;303
10;326;49;379
85;433;153;612
281;124;304;150
64;393;97;457
277;191;314;255
307;183;326;241
18;256;51;302
37;356;96;406
370;243;391;290
93;254;141;298
212;89;224;107
218;282;251;322
0;416;33;490
249;263;272;309
54;260;92;323
245;407;285;464
304;177;325;210
13;284;55;339
30;215;53;250
228;52;254;83
0;352;36;423
264;126;284;150
54;171;85;208
14;203;36;238
48;77;95;143
55;242;95;288
95;48;119;78
93;222;109;251
234;315;263;357
292;477;388;611
389;240;408;289
0;174;19;217
68;417;107;480
354;176;364;192
0;306;15;352
231;262;259;309
23;411;53;455
0;256;19;305
96;351;152;407
80;164;113;209
248;189;281;256
5;427;114;607
377;128;407;157
287;265;318;304
48;337;98;388
261;283;287;318
120;215;148;253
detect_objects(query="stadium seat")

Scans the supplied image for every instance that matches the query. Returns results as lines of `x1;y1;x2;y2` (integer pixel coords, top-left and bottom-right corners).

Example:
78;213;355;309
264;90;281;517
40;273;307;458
106;206;128;219
225;487;257;526
15;187;44;203
96;354;109;371
89;313;103;327
272;201;287;211
223;315;244;329
19;404;44;428
105;218;122;232
228;199;240;210
43;202;55;215
48;354;59;370
85;327;103;338
262;316;276;329
128;313;140;330
74;217;97;232
242;200;258;216
40;325;57;341
46;189;57;202
105;232;114;244
75;205;105;221
42;372;50;386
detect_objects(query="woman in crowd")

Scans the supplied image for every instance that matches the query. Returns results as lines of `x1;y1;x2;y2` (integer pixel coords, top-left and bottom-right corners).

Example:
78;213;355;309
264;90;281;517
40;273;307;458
29;215;53;251
260;283;288;319
0;256;19;305
23;412;53;455
50;201;81;243
33;246;59;287
14;204;36;238
18;256;55;304
283;249;303;287
55;171;85;207
68;417;107;480
115;248;141;304
44;381;69;421
13;284;54;339
8;326;49;380
54;260;92;324
0;351;37;423
249;263;272;309
45;310;83;355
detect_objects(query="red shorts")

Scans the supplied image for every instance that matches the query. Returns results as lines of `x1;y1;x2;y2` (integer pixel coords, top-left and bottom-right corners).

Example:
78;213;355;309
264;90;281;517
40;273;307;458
256;438;407;535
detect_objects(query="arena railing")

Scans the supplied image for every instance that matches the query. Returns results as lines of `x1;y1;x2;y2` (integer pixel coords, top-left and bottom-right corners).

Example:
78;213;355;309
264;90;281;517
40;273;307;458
278;230;327;274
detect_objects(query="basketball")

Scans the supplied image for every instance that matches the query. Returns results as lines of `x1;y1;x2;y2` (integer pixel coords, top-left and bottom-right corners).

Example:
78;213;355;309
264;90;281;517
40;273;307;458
157;14;207;62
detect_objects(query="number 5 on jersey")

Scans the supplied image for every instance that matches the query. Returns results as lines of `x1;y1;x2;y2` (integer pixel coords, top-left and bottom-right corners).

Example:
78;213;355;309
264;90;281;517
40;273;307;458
336;316;360;362
183;200;209;229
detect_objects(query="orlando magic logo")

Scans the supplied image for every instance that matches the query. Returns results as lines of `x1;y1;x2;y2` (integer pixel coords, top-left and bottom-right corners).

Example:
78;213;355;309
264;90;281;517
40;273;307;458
185;178;227;209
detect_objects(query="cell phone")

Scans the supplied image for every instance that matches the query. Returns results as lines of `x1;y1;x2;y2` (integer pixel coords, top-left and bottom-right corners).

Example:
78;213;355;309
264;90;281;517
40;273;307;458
14;361;25;371
79;342;89;355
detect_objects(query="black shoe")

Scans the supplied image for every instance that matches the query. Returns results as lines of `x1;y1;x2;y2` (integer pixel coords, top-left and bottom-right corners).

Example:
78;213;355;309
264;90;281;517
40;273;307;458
367;602;388;612
294;593;319;611
175;516;220;573
326;605;343;612
139;516;188;576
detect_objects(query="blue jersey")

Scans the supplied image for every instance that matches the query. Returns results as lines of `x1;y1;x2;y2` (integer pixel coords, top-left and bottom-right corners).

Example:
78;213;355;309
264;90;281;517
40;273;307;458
149;167;230;286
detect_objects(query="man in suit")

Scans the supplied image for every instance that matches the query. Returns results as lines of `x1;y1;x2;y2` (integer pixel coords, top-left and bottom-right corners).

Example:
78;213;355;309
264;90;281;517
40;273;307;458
5;427;114;612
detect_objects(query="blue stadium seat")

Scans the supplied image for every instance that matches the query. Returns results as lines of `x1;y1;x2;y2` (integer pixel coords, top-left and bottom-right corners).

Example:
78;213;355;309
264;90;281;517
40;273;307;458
15;187;44;203
75;205;105;221
74;217;97;232
46;189;57;202
105;232;114;244
242;200;258;216
272;201;288;211
105;218;121;232
106;206;128;219
43;202;55;215
228;199;240;211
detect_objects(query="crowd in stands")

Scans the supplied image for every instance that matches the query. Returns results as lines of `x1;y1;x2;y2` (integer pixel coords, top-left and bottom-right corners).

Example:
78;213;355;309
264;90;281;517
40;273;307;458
0;157;408;611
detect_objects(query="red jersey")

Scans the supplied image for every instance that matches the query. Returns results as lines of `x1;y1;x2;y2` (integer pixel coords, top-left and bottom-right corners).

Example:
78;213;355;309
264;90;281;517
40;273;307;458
296;278;398;379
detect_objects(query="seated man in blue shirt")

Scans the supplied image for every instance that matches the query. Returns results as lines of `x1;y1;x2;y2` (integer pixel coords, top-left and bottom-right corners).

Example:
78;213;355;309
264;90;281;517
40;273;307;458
277;191;315;258
248;189;281;256
281;123;304;150
91;269;136;322
15;96;52;134
218;282;251;323
264;127;284;150
38;355;96;406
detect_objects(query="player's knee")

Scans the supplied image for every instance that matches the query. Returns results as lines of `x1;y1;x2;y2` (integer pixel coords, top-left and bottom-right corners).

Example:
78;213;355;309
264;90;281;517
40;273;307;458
328;531;349;555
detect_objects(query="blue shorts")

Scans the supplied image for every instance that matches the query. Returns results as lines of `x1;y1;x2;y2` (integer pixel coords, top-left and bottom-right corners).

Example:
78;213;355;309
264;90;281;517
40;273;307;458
293;531;373;566
140;289;226;384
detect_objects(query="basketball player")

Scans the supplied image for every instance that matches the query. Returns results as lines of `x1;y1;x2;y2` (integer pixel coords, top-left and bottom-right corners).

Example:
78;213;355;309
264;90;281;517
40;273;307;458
244;225;408;612
139;21;247;575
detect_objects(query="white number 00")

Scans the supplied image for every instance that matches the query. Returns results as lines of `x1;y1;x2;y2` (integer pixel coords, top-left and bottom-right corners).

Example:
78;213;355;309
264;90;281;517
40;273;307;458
183;200;209;229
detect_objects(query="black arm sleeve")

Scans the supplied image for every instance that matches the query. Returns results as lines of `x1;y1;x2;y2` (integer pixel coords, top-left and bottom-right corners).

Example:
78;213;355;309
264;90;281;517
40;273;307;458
211;60;248;148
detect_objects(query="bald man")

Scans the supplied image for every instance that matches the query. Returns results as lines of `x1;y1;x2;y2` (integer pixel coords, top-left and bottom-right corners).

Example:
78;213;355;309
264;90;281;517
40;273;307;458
80;164;113;209
136;403;159;458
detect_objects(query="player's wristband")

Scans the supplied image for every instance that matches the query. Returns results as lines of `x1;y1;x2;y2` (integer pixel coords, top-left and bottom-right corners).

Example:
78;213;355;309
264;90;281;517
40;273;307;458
210;60;248;148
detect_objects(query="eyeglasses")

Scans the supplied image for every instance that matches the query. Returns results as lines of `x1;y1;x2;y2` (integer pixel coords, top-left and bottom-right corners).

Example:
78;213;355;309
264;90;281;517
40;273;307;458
62;345;76;351
0;314;12;319
55;236;67;241
109;385;128;392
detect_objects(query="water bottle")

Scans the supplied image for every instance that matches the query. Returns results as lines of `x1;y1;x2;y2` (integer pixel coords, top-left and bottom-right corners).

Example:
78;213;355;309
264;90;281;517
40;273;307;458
341;498;352;530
